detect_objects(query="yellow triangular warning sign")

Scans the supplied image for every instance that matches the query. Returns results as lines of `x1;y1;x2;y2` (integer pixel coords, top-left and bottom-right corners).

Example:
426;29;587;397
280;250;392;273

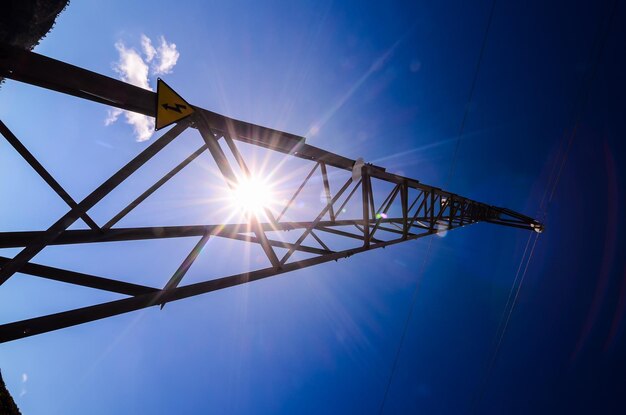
155;78;195;130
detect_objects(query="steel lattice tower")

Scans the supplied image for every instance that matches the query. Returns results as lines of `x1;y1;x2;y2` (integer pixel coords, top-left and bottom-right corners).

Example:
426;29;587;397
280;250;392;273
0;44;542;343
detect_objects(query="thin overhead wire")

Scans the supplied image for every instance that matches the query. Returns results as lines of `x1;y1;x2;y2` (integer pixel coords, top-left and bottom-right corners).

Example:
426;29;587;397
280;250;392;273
446;0;498;188
492;234;533;350
377;239;434;415
545;0;619;210
471;231;537;412
471;0;619;411
377;1;498;413
540;0;618;218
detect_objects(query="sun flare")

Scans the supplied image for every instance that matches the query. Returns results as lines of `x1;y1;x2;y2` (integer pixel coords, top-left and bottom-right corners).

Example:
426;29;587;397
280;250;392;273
230;176;275;216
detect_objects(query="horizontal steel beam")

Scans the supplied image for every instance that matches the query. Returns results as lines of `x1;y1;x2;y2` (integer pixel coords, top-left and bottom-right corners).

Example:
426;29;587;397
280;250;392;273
0;44;305;154
0;231;426;343
0;256;158;296
0;218;429;248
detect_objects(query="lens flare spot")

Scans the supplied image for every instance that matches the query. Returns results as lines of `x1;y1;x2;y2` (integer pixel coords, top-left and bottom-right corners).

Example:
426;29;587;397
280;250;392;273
230;176;274;216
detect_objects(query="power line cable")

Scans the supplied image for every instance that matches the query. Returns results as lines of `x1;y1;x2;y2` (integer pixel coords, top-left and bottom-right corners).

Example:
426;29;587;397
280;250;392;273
471;231;537;412
377;1;498;412
446;0;498;187
377;239;434;415
471;0;619;411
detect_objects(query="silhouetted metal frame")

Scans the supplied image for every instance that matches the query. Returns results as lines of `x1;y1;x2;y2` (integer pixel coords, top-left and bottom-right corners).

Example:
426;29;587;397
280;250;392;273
0;121;191;285
0;120;100;230
0;44;542;343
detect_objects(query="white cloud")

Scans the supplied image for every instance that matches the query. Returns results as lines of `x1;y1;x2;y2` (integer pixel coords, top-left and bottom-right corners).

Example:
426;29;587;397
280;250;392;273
126;111;155;142
104;108;122;126
153;36;179;75
20;373;27;398
113;41;151;90
141;34;156;63
106;34;180;141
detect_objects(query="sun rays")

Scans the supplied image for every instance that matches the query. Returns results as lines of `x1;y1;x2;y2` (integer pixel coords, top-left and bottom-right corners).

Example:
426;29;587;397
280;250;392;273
229;175;276;216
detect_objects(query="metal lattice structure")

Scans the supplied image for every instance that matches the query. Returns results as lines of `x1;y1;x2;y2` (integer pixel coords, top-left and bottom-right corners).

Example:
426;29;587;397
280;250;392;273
0;44;542;343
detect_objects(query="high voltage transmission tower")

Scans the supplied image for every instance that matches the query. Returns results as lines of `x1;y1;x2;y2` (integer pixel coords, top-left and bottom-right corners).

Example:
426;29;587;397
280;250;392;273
0;44;542;343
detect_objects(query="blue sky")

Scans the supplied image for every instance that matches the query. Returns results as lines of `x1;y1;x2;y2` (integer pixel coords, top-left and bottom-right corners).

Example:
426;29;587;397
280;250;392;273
1;0;626;413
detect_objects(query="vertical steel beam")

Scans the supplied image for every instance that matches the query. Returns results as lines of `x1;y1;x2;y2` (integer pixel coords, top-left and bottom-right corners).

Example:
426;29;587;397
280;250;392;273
320;162;336;222
448;197;455;229
401;181;408;239
429;191;436;231
433;198;450;231
195;113;281;268
460;201;465;226
362;165;371;248
368;176;376;219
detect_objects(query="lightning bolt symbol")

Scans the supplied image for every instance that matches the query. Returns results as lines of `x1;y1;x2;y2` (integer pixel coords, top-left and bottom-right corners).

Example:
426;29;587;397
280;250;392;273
162;103;187;113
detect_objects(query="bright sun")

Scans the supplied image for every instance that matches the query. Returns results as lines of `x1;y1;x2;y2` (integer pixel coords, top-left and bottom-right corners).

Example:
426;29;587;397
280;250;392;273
230;176;274;216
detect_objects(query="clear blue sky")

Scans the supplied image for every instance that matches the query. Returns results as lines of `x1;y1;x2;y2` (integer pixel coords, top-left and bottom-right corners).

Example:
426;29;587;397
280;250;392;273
1;0;625;413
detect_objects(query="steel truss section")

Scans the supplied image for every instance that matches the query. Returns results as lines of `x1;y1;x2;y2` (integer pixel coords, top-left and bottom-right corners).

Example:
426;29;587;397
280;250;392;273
0;44;543;343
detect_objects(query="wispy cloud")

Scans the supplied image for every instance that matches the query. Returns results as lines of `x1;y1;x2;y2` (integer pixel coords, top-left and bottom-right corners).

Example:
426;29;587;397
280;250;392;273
104;108;122;126
113;40;151;89
20;372;27;397
153;36;179;75
141;34;156;63
106;34;180;142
